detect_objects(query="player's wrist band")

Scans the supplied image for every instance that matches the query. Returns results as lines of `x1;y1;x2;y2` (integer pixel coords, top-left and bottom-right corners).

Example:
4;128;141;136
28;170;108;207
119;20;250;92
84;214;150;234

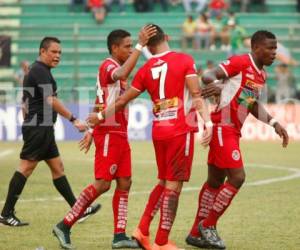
269;118;277;127
135;43;143;52
97;111;104;121
69;114;77;122
205;121;213;128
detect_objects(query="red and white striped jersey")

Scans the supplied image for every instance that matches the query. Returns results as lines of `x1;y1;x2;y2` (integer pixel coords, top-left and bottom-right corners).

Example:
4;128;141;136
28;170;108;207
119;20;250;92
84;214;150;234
93;58;128;137
211;53;267;133
132;51;199;140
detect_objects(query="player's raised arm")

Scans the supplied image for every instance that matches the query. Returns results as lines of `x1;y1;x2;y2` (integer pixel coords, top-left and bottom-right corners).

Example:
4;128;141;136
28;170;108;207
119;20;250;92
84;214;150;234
250;100;289;147
87;87;141;126
112;25;156;81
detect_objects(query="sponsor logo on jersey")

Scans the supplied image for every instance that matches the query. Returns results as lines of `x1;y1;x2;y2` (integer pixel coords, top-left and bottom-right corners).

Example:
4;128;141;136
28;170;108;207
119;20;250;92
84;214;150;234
110;164;118;175
232;150;240;161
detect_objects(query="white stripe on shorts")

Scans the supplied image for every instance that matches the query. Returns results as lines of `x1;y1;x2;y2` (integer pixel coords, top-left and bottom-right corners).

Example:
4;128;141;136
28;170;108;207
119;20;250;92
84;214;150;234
185;132;191;156
103;134;110;157
217;127;223;147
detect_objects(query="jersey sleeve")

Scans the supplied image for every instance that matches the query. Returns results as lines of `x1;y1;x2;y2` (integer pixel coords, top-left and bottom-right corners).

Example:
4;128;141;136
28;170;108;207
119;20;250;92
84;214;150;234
184;55;197;77
102;61;119;84
219;55;243;77
131;66;146;92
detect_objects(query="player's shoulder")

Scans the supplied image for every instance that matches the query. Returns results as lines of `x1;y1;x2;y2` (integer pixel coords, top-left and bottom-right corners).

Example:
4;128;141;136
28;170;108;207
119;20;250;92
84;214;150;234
100;58;119;71
222;53;250;67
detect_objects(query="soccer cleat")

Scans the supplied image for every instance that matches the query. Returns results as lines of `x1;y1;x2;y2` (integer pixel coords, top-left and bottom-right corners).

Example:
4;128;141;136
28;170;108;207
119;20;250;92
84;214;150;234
77;203;101;223
185;234;208;248
198;222;226;249
152;241;185;250
132;227;152;250
111;238;140;249
52;223;74;250
0;212;29;227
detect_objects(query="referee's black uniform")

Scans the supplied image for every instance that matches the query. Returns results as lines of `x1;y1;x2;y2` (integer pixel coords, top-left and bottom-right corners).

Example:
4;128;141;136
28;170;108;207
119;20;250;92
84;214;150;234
21;60;59;161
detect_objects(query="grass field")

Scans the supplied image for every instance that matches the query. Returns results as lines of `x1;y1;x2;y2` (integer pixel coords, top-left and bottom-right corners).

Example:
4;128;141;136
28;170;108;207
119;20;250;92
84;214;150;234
0;140;300;250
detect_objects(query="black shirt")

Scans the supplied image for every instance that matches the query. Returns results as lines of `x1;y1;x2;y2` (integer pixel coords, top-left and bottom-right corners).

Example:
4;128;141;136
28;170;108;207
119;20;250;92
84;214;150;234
22;60;58;126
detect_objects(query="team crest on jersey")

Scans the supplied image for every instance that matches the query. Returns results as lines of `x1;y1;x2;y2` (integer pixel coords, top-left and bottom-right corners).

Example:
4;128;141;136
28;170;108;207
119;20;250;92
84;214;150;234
110;164;118;175
232;150;240;161
106;64;115;72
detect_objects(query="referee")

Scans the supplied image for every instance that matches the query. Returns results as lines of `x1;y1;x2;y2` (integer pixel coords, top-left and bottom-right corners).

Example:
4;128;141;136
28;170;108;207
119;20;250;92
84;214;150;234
0;37;100;226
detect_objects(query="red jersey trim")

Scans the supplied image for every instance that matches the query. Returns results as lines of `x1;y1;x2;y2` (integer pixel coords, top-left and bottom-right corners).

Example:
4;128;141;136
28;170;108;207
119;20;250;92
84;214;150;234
151;50;171;58
186;74;198;78
131;86;142;92
248;53;262;75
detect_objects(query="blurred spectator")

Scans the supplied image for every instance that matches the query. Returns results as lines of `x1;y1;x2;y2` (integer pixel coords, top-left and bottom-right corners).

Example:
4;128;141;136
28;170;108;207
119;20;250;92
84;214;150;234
70;0;86;11
208;0;228;18
211;12;230;50
298;0;300;12
87;0;106;23
182;0;208;13
232;0;265;12
275;63;297;103
14;60;30;86
181;15;197;50
134;0;151;12
229;22;247;54
106;0;125;13
14;60;29;103
203;60;214;74
195;13;214;50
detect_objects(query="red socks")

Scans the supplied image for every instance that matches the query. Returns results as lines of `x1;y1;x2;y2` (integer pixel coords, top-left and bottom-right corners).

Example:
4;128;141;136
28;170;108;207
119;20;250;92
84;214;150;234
138;184;164;236
155;188;180;246
113;189;129;234
63;184;98;227
189;182;219;237
202;182;238;228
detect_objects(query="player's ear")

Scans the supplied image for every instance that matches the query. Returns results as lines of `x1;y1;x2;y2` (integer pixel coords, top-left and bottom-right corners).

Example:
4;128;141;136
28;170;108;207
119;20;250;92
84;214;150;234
111;44;118;53
165;34;170;41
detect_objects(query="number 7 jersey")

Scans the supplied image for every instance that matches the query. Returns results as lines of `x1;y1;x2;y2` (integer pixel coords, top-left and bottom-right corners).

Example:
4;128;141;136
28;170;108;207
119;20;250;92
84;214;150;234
131;51;199;140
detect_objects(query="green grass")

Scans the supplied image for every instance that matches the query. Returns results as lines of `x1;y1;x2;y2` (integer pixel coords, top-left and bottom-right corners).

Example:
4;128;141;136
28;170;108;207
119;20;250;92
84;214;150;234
0;141;300;250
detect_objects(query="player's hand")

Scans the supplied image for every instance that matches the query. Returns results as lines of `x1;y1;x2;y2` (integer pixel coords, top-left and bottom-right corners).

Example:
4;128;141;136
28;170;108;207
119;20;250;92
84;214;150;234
138;24;157;46
274;123;289;147
86;112;101;126
201;83;222;99
79;131;93;153
73;119;87;132
200;126;213;148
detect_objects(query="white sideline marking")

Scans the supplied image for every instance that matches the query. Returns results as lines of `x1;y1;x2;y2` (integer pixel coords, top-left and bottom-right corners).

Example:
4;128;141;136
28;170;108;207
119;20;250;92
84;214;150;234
0;149;14;158
0;163;299;204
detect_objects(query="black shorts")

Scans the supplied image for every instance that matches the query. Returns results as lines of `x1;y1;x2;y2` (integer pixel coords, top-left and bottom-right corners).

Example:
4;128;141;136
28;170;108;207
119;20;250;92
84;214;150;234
20;126;59;161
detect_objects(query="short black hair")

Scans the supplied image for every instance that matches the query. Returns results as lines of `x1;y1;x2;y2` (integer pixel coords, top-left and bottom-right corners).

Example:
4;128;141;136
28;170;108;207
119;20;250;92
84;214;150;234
147;24;165;47
107;29;131;54
39;37;60;51
251;30;276;48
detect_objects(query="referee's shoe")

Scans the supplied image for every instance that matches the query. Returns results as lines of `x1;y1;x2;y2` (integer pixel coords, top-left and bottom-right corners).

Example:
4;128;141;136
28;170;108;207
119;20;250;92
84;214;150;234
0;211;29;227
77;203;101;223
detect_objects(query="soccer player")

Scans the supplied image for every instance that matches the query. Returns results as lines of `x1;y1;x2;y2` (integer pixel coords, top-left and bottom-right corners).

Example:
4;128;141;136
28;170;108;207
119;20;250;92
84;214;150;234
186;30;289;249
52;26;156;250
0;37;100;227
87;24;213;250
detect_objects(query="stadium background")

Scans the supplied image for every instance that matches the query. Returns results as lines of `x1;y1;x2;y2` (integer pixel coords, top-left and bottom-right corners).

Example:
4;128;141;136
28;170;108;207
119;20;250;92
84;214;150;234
0;0;300;250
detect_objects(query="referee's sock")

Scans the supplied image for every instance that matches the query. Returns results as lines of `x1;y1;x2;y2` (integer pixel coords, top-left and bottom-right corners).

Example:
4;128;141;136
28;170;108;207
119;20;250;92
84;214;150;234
1;171;27;217
53;175;76;207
